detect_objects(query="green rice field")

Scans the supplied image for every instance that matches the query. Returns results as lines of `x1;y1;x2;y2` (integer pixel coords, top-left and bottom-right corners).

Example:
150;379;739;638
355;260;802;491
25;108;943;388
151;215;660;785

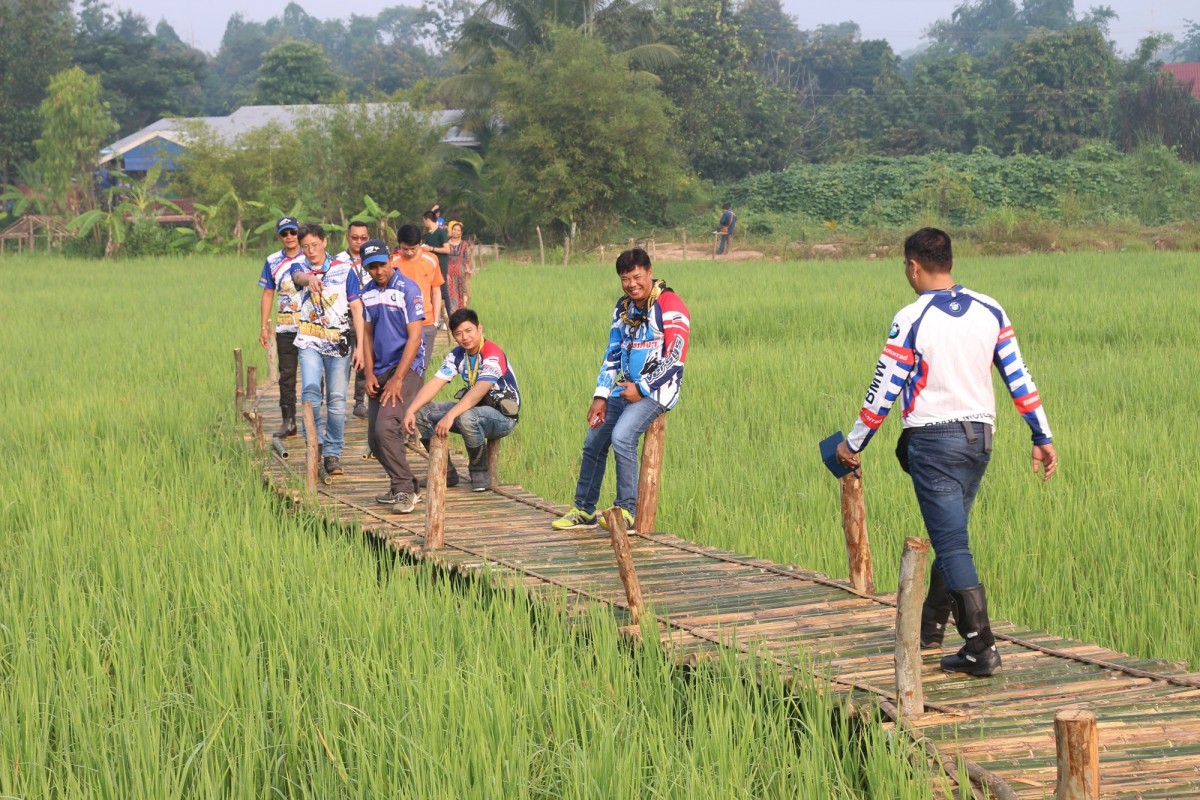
1;250;1197;797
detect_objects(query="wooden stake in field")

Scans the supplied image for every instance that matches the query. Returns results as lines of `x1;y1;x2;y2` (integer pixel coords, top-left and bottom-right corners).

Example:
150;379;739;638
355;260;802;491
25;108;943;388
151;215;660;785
302;402;319;497
234;347;245;412
249;411;265;452
424;435;449;550
634;415;666;534
841;470;875;593
603;506;645;623
563;236;571;265
246;365;257;406
895;537;929;718
1056;709;1099;800
266;321;278;383
681;226;687;260
537;226;545;265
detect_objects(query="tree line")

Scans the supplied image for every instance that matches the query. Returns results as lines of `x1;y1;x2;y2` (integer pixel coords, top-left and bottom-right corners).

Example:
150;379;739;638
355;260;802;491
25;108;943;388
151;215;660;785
4;0;1200;253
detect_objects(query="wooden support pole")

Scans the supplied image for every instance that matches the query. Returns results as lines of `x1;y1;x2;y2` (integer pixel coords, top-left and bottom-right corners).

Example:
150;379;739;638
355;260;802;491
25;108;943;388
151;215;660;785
1056;709;1099;800
681;226;687;260
246;365;258;405
712;232;718;260
649;238;655;259
603;506;645;623
486;438;502;489
249;411;265;452
424;435;448;550
266;321;279;383
492;242;499;259
895;537;929;718
634;415;667;534
537;226;545;265
234;348;245;411
302;402;319;497
840;471;875;593
563;236;570;265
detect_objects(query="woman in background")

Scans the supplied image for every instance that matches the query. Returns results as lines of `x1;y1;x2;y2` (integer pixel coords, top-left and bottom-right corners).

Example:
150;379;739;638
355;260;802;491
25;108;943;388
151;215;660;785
446;221;473;312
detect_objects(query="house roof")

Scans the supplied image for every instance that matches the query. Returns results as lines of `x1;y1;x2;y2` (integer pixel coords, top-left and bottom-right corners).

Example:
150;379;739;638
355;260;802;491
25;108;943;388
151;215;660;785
1158;64;1200;99
99;104;475;165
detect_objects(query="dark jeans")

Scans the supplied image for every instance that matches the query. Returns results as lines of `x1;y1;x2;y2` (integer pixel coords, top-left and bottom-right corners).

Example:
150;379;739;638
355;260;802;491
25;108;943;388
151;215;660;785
368;367;425;494
907;422;992;591
716;233;730;255
275;330;299;416
346;332;366;404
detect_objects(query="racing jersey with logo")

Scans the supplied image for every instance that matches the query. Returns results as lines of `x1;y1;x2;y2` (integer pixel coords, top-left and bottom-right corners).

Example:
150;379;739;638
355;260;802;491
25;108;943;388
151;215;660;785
334;250;370;292
435;340;521;415
847;285;1053;453
256;249;303;333
293;255;362;357
594;289;691;411
361;269;427;376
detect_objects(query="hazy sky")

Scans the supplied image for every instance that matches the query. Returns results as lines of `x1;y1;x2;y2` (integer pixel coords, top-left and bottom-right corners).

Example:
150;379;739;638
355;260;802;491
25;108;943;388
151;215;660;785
110;0;1195;57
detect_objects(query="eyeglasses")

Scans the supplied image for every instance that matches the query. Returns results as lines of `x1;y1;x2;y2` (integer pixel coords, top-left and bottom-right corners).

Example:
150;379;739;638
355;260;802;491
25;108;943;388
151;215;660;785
279;229;298;238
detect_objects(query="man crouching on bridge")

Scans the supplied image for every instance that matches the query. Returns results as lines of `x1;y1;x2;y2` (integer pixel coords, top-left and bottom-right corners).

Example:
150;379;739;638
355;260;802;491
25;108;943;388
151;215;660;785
836;228;1058;677
552;248;691;532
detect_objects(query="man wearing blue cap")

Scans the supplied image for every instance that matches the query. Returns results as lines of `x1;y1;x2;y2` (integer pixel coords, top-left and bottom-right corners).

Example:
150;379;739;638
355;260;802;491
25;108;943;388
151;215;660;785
257;216;303;437
359;238;429;514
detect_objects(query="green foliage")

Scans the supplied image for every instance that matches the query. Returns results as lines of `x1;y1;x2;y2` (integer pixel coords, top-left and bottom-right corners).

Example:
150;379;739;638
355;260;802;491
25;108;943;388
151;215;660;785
725;145;1200;228
487;28;688;236
34;66;117;213
0;0;73;185
254;40;342;104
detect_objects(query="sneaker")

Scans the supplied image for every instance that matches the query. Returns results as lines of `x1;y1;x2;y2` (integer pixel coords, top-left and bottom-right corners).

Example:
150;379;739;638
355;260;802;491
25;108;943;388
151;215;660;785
391;492;420;514
551;508;597;530
598;508;635;532
375;489;401;505
323;455;343;475
352;402;368;419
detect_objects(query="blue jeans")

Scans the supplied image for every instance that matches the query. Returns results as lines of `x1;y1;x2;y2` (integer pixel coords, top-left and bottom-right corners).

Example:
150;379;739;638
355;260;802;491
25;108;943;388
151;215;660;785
415;402;517;447
298;347;351;458
573;394;666;516
907;422;992;591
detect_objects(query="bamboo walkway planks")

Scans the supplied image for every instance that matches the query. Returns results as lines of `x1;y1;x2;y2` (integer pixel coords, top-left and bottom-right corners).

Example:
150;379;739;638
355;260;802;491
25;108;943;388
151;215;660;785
240;378;1200;799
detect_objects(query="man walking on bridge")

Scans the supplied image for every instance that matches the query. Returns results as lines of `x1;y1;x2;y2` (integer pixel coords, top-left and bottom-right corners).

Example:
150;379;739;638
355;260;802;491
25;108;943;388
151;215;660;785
552;248;691;532
257;216;303;437
835;227;1057;677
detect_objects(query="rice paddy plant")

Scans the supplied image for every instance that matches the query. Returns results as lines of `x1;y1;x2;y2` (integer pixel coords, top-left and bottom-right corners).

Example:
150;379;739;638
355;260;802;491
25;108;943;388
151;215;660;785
1;256;938;797
474;251;1200;668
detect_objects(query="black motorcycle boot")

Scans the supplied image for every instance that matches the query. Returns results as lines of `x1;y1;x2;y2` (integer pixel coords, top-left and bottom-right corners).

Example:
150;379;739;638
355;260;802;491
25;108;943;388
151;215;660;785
466;444;490;492
273;411;298;438
920;567;953;648
940;584;1002;677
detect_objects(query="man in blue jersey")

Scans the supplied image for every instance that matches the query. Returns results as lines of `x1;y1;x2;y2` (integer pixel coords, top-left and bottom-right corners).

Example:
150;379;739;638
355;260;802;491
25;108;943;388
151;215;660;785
403;308;521;491
836;227;1058;677
360;239;428;514
291;223;365;477
257;216;303;437
551;249;691;532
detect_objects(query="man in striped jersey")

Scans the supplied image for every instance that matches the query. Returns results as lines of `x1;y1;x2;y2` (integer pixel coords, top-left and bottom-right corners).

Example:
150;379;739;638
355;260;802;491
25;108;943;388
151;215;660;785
836;228;1057;677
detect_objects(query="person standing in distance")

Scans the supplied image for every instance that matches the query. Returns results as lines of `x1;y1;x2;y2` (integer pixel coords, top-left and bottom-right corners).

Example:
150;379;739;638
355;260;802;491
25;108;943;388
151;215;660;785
336;220;372;419
836;227;1057;677
257;216;303;437
421;211;452;327
552;249;691;532
715;204;736;256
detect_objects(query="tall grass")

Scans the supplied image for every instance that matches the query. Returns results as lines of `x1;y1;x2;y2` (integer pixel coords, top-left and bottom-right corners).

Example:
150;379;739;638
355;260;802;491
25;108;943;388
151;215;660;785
0;256;937;797
476;252;1200;668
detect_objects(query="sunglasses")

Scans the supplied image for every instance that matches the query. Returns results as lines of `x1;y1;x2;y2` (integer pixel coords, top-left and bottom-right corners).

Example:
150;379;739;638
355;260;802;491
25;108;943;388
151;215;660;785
279;229;298;237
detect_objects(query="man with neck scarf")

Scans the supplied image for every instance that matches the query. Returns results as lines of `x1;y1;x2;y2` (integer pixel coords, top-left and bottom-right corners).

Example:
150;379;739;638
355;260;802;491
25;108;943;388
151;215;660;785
552;249;691;532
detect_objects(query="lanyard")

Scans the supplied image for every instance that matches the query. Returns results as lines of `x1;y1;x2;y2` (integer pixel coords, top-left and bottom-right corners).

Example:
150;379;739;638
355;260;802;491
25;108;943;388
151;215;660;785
463;341;485;386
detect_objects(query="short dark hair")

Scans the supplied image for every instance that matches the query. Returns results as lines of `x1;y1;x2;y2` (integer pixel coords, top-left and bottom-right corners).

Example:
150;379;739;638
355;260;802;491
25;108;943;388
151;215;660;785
904;227;953;272
422;211;438;223
298;222;326;242
347;220;369;233
397;224;422;246
449;308;479;331
615;248;652;275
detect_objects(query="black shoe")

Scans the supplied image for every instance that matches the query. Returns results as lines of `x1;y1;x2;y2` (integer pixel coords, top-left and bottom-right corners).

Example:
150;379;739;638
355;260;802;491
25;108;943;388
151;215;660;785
921;567;952;648
940;585;1002;677
323;455;343;475
273;414;298;438
352;402;368;419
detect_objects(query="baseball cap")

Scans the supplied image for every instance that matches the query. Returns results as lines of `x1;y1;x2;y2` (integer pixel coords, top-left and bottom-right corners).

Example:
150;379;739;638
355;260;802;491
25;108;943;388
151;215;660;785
361;239;390;267
276;216;299;234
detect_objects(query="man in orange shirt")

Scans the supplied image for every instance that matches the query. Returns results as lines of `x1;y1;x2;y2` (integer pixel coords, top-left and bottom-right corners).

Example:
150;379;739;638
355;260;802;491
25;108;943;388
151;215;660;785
389;224;444;377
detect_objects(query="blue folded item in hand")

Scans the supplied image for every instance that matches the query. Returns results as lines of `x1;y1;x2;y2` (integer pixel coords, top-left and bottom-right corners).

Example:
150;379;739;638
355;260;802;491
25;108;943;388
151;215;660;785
819;431;855;478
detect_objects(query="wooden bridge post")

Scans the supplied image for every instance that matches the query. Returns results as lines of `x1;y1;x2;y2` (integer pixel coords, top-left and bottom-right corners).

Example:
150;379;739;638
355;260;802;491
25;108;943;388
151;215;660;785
1055;709;1099;800
234;348;245;412
563;236;571;265
634;415;667;534
302;402;319;498
246;365;258;405
895;537;929;718
424;435;449;550
603;506;645;623
537;226;545;265
266;322;278;383
681;226;687;260
249;412;265;452
486;438;502;489
840;470;875;593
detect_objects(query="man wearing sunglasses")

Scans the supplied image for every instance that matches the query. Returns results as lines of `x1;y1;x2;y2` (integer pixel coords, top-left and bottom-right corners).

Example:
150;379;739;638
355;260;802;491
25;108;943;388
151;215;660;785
257;216;304;438
336;221;372;419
